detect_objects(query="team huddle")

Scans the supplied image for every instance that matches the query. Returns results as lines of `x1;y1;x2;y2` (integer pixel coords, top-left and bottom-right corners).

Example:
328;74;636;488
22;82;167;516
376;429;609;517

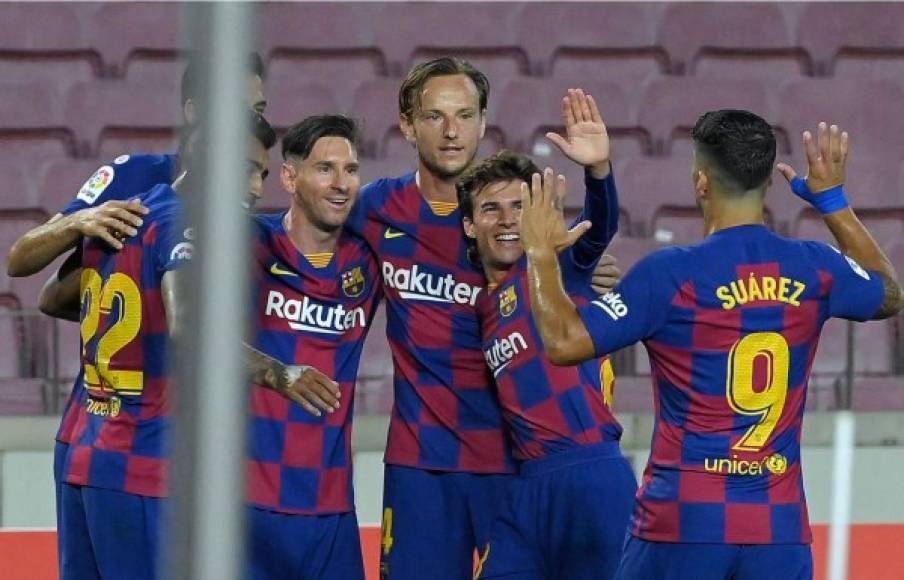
6;54;903;580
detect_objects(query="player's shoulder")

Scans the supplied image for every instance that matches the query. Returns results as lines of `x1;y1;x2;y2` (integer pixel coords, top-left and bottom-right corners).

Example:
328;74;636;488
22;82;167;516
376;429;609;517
360;171;416;203
631;244;690;275
338;228;375;262
75;153;176;207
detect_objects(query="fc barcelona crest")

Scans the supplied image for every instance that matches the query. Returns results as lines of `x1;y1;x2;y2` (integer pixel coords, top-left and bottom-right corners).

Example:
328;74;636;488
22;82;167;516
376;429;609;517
342;266;365;297
499;285;517;317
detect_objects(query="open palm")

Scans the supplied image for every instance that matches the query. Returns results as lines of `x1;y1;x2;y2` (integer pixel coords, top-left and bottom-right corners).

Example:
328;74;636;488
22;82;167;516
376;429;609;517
546;89;610;171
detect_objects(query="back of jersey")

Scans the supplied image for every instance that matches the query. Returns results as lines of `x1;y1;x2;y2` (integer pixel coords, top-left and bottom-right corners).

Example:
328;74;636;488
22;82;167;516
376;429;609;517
65;184;191;497
577;224;884;544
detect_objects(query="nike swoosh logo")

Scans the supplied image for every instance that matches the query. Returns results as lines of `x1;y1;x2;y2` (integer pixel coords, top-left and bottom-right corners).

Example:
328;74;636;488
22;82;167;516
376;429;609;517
384;228;406;239
270;263;298;277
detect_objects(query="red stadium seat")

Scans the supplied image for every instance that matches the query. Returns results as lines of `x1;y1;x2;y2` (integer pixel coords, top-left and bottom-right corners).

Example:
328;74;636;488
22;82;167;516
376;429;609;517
518;2;665;79
374;3;527;76
617;157;694;236
265;81;341;132
90;2;184;74
606;234;669;273
796;209;904;251
56;319;83;385
0;82;67;132
356;303;393;415
267;55;381;114
639;78;774;154
0;132;75;165
658;2;809;80
0;213;45;293
124;55;187;90
609;375;654;414
352;79;402;157
63;80;181;155
0;379;46;415
798;2;904;76
97;131;178;161
0;163;38;211
851;377;904;412
496;78;635;153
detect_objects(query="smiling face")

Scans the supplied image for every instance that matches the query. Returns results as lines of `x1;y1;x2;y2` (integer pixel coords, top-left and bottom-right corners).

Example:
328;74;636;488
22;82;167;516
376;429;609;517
463;178;525;280
400;74;486;180
281;136;360;232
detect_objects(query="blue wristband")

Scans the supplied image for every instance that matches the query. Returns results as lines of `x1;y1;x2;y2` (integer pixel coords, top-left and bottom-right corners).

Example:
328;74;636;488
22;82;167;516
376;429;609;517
789;176;849;215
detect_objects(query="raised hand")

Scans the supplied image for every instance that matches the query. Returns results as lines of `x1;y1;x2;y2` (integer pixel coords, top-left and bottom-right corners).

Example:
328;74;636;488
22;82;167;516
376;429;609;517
776;122;849;194
545;89;611;178
519;168;591;257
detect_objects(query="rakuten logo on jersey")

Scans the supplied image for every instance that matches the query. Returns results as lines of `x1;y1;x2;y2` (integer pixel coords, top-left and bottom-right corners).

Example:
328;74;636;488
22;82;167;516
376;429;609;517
484;331;528;377
265;290;365;334
382;261;482;305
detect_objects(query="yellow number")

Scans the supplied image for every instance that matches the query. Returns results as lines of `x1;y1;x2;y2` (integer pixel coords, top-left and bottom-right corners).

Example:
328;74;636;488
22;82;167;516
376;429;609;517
79;269;144;396
380;507;394;556
600;358;615;408
726;332;789;452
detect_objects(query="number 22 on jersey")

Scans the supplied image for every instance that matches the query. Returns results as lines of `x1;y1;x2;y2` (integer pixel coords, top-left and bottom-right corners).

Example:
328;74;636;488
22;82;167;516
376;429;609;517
80;268;144;396
726;332;790;452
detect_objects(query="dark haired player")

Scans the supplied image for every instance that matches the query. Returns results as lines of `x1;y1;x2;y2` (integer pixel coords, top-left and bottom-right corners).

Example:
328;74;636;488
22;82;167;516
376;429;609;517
346;56;620;580
458;89;636;580
53;113;276;580
245;115;381;580
518;111;903;580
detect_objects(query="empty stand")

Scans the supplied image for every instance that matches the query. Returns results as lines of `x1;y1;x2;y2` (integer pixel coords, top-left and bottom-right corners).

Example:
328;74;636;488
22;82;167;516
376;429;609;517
639;78;774;154
374;2;527;76
356;303;393;415
0;164;38;211
352;79;402;156
518;2;665;82
798;3;904;76
36;159;113;216
267;55;381;114
0;212;45;292
266;81;341;132
0;379;46;415
617;157;693;236
90;2;184;75
658;2;809;80
851;377;904;412
609;375;654;414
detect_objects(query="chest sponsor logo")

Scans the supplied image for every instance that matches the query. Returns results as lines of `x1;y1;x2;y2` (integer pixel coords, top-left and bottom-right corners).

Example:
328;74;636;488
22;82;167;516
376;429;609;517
703;452;788;476
77;165;115;204
592;292;628;321
499;285;517;317
382;261;481;305
342;266;365;297
265;289;365;334
484;331;528;377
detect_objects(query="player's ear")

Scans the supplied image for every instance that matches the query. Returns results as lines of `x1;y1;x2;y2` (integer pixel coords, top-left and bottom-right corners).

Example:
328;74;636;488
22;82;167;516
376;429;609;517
462;216;476;240
694;169;709;198
400;114;416;145
478;109;487;140
280;161;297;194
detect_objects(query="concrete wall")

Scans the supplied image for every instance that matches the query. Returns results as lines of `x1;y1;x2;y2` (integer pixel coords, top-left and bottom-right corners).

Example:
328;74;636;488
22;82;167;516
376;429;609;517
3;414;904;528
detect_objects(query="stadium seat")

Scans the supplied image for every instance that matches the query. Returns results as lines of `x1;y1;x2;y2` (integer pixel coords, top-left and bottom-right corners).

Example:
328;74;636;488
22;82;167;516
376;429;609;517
0;3;99;60
97;131;178;161
0;82;67;131
0;296;23;379
56;319;83;385
496;78;634;153
851;377;904;412
352;79;402;156
356;303;393;415
258;2;386;67
267;55;381;114
63;80;182;155
609;375;654;414
798;2;904;76
90;2;184;74
0;379;46;415
0;56;98;104
266;81;341;132
374;2;527;76
812;317;850;376
0;163;38;211
518;2;665;80
617;157;693;236
0;213;45;293
124;55;187;90
658;2;809;79
36;159;112;215
638;78;774;154
795;209;904;250
0;132;75;165
606;234;668;274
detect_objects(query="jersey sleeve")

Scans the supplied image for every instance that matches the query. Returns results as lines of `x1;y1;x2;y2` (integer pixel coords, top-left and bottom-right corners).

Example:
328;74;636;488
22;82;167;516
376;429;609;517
60;155;174;216
152;202;193;274
575;249;675;357
568;169;620;271
810;242;885;321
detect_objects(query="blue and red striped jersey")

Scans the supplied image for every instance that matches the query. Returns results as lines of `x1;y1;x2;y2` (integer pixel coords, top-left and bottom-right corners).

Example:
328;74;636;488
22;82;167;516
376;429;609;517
575;224;885;544
478;171;622;462
247;212;381;515
56;154;177;450
347;173;515;473
64;183;190;497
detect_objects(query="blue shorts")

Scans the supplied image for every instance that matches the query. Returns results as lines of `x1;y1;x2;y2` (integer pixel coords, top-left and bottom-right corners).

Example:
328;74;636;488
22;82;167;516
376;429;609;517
58;483;163;580
615;535;813;580
248;507;364;580
477;443;637;580
380;465;514;580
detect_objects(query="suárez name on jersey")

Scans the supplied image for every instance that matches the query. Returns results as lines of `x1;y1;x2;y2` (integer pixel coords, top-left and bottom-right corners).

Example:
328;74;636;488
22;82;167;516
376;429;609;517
382;261;482;305
265;290;365;334
484;331;528;377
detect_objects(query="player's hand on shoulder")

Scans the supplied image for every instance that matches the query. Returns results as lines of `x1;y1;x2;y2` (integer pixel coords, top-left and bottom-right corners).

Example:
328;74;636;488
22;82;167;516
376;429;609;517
545;88;611;179
279;365;341;418
69;198;150;250
591;254;621;295
777;121;849;195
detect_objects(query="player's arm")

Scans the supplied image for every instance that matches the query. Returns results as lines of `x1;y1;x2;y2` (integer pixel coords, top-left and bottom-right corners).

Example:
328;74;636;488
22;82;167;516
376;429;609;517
777;122;903;319
38;249;83;322
241;343;341;418
6;200;149;278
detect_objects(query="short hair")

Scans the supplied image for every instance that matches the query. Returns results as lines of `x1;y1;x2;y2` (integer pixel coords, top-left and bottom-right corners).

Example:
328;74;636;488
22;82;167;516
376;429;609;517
177;111;276;169
281;115;360;161
456;150;540;220
398;57;489;120
180;51;266;105
692;109;776;194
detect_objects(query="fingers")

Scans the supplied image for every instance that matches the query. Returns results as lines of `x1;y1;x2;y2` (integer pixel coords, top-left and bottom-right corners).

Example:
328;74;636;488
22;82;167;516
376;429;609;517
88;227;124;250
561;94;576;128
775;163;798;183
817;122;830;162
564;220;592;248
595;253;618;268
802;131;819;169
585;93;603;125
554;173;567;211
840;130;849;162
544;131;570;155
576;89;594;122
828;124;842;163
293;370;341;415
